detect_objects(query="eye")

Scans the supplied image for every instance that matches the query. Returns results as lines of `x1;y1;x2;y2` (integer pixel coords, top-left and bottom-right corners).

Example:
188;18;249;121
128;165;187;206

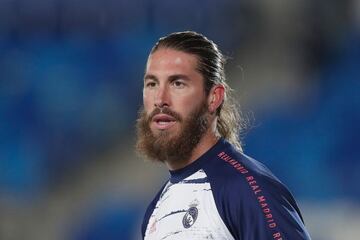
172;80;185;88
145;81;157;88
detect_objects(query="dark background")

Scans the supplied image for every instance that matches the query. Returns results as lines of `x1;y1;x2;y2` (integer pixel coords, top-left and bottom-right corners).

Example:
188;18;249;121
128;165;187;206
0;0;359;239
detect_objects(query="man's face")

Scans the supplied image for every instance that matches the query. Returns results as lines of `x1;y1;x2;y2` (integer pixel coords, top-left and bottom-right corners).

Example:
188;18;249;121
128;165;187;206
143;48;206;136
136;48;210;164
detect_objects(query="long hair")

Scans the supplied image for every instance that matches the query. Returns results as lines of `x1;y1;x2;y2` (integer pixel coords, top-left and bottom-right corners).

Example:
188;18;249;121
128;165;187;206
150;31;245;151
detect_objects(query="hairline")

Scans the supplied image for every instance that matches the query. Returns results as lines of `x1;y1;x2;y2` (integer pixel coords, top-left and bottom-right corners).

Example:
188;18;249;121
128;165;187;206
149;46;219;96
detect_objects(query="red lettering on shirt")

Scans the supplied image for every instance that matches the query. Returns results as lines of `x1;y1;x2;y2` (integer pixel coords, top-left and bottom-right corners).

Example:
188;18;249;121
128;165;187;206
218;151;282;237
273;232;282;239
258;195;266;202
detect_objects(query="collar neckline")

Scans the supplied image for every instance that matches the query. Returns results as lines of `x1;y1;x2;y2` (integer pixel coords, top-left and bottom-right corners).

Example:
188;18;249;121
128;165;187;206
169;138;227;183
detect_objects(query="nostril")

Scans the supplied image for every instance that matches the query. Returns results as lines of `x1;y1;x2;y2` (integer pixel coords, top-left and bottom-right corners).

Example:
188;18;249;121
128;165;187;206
155;103;169;109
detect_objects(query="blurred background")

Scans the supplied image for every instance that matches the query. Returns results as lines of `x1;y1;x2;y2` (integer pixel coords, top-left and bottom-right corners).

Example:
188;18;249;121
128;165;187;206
0;0;359;239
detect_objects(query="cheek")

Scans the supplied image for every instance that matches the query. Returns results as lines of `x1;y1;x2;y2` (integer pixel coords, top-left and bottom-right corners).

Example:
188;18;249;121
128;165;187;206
173;93;205;116
143;91;153;111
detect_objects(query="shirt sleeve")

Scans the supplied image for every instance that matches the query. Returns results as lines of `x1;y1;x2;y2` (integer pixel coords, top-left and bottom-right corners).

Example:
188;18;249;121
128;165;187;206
206;156;311;240
228;174;311;240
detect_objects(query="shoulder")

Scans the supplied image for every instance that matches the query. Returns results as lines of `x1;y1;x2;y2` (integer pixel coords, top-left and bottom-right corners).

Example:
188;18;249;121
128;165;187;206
203;142;310;239
204;145;284;197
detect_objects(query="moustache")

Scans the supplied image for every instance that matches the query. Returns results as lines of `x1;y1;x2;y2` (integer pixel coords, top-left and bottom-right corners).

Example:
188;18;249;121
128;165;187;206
147;107;182;122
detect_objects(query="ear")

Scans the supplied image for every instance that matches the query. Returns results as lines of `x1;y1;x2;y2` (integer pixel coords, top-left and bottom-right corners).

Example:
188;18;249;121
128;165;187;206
207;84;225;114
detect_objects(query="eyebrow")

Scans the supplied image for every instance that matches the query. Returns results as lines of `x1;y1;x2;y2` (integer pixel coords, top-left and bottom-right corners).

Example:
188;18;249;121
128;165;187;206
168;74;191;82
144;74;158;82
144;74;191;82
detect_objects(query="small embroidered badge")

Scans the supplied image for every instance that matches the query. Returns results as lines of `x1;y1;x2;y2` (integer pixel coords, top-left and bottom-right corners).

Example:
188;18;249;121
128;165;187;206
182;206;198;228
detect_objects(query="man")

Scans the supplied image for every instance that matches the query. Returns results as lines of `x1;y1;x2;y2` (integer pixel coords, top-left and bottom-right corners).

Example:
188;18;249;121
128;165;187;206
136;31;311;240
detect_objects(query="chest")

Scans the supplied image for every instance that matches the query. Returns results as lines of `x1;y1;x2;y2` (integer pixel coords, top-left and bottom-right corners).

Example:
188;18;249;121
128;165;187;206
144;170;234;240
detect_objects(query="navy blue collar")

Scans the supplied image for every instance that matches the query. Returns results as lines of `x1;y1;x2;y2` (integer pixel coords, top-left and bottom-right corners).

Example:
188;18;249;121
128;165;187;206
169;138;227;183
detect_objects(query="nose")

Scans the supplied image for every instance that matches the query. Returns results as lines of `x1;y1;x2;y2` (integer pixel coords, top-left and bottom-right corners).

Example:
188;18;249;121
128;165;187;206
154;85;170;108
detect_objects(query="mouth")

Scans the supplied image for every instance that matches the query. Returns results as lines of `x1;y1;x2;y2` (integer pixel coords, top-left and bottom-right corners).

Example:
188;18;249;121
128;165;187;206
152;114;177;130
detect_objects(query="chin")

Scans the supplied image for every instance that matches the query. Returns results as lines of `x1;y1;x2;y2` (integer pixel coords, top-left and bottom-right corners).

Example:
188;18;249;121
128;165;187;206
152;128;179;140
151;123;179;134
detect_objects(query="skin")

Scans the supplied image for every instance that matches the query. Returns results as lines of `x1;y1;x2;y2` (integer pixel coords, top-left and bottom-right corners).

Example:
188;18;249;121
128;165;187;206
143;48;225;170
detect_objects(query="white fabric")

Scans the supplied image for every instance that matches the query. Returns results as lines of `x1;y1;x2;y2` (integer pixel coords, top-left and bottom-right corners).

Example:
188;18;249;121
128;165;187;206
144;169;235;240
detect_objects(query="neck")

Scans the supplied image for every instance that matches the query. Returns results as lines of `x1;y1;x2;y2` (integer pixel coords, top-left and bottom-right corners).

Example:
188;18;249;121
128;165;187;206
165;119;219;171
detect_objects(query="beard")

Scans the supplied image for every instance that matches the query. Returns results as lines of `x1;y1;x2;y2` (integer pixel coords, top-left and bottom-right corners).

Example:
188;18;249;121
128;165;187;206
136;101;209;165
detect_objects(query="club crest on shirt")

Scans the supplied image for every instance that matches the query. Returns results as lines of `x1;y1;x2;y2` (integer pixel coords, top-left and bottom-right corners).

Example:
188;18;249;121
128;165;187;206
182;206;198;228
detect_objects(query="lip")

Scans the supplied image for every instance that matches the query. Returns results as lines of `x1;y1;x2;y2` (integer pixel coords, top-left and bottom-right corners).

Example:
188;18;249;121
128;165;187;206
152;114;177;130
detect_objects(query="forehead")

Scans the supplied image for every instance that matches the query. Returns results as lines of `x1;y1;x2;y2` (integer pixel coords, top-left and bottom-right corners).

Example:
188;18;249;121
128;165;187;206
146;48;199;73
